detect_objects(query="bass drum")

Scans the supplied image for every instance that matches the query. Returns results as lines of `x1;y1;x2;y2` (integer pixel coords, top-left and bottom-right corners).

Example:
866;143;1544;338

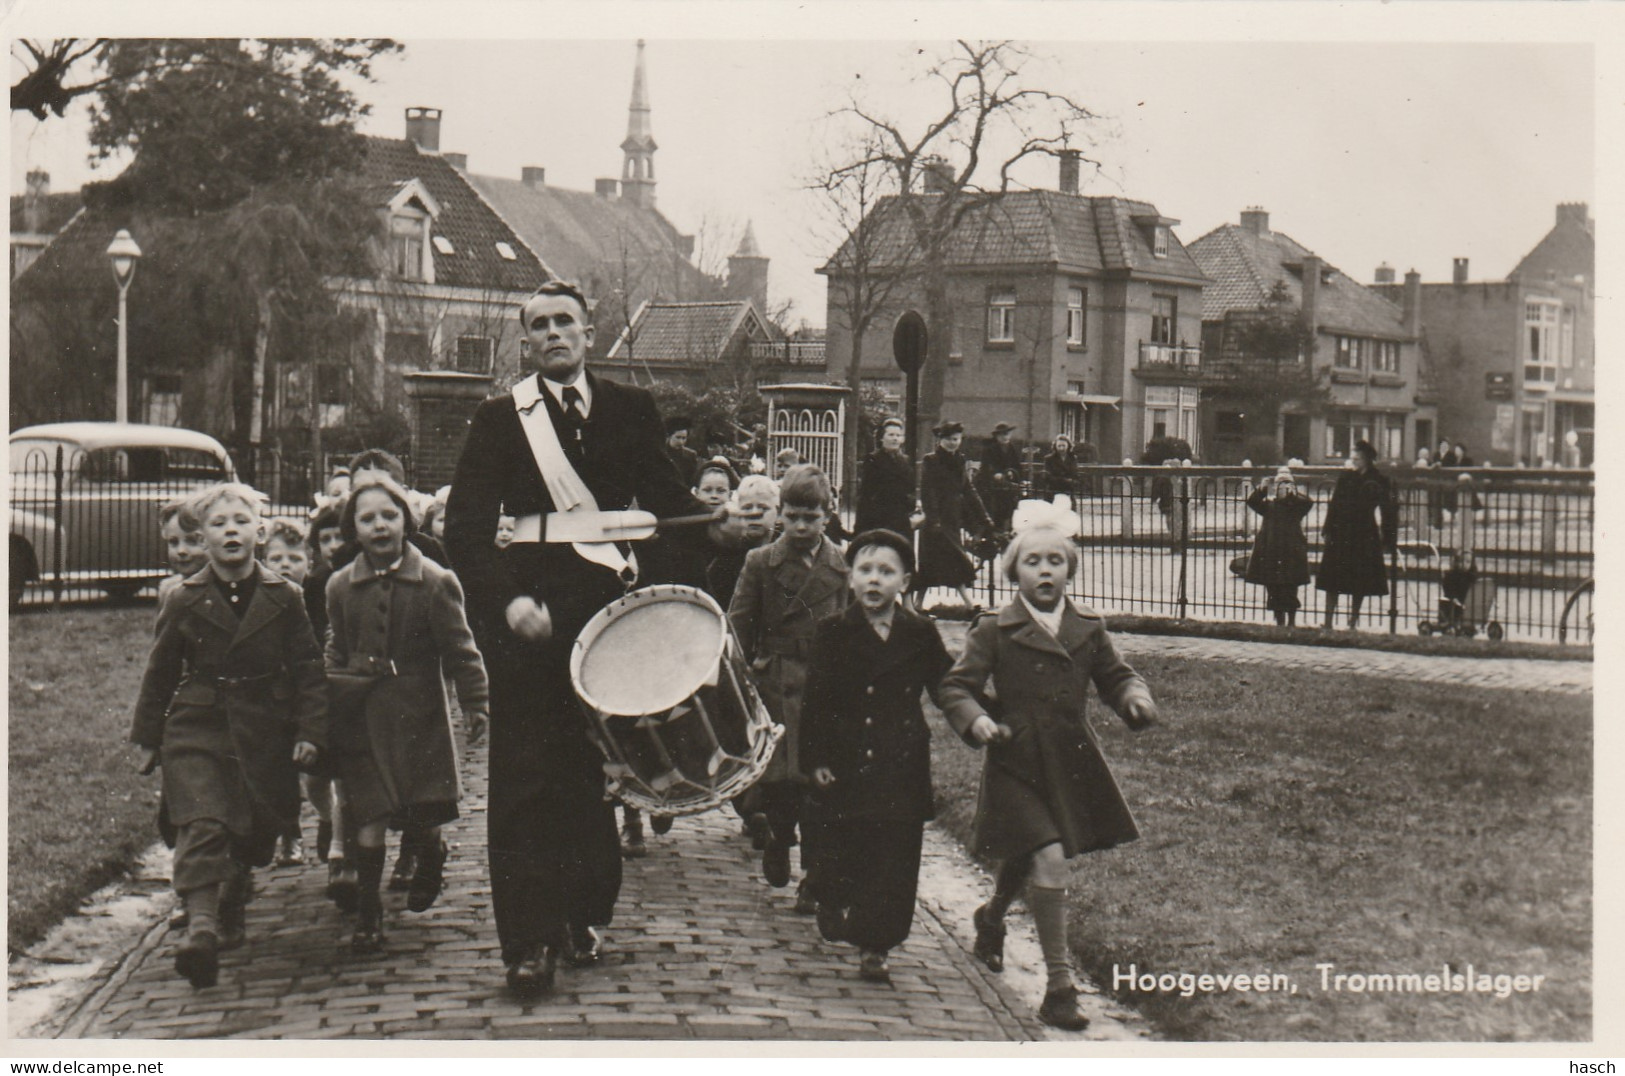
571;584;781;815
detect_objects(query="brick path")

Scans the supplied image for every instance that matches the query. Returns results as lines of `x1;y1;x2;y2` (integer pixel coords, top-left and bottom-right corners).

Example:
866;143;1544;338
22;624;1584;1042
43;735;1053;1042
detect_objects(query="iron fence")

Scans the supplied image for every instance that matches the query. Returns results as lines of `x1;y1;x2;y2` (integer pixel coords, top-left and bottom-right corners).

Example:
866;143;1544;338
935;464;1593;645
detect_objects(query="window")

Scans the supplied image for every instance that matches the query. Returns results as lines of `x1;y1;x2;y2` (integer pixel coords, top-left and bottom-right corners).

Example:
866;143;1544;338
1150;295;1175;345
1066;287;1086;345
495;241;518;261
1560;307;1574;369
1525;300;1560;385
1385;422;1404;462
385;330;431;369
166;448;227;482
454;335;495;374
1373;340;1400;374
1325;413;1375;459
145;374;182;427
987;289;1016;344
317;362;350;429
390;213;428;282
1216;411;1245;438
1148;409;1169;441
1153;226;1169;259
432;235;456;256
1334;335;1364;370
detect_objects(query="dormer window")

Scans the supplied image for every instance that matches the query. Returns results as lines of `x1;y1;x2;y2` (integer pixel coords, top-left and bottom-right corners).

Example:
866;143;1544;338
432;235;456;256
1153;226;1169;258
390;210;429;282
495;241;517;261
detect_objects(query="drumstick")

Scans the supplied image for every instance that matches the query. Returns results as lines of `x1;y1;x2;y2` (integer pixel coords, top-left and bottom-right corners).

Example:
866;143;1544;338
527;509;726;544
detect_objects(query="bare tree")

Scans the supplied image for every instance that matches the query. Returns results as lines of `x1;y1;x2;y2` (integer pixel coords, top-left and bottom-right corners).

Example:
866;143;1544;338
821;40;1103;452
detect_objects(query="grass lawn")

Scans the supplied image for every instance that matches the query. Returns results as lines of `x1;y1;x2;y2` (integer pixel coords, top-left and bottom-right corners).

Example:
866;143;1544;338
927;655;1592;1042
8;608;163;951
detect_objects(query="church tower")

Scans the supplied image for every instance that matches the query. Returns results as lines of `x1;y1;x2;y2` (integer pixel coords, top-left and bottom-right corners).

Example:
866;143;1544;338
620;40;658;209
726;221;771;316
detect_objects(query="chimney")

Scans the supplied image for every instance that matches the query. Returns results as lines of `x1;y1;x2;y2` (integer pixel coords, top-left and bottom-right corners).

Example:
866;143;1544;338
521;166;546;188
676;234;695;260
443;151;468;171
1452;257;1469;285
1239;206;1269;236
1556;202;1590;228
1300;254;1322;332
1403;269;1422;337
921;156;954;195
404;107;442;153
1058;149;1081;195
23;169;49;234
595;178;619;199
1374;263;1396;285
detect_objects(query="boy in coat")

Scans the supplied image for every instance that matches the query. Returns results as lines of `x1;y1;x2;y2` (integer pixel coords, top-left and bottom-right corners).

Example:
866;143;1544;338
803;529;952;982
131;483;327;989
728;464;849;908
1244;466;1314;627
939;499;1161;1030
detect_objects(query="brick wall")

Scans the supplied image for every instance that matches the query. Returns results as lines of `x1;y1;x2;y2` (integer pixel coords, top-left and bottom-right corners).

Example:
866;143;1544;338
403;372;494;491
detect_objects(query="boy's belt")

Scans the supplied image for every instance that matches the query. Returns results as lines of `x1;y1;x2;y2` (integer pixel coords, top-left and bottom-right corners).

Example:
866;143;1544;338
188;670;281;688
760;637;813;659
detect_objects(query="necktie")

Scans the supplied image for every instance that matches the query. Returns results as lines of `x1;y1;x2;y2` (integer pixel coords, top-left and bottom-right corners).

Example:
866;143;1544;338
560;385;586;452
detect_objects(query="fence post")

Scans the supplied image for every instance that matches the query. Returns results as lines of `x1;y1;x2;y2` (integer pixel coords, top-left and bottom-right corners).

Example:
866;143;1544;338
51;445;65;608
1177;470;1189;620
1454;479;1477;552
1117;475;1134;540
1539;486;1558;568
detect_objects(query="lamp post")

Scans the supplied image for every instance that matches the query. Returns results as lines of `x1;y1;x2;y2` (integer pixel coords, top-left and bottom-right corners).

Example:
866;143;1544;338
106;229;142;424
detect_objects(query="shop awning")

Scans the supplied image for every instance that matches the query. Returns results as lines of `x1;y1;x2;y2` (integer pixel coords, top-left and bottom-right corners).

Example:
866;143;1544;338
1059;393;1122;409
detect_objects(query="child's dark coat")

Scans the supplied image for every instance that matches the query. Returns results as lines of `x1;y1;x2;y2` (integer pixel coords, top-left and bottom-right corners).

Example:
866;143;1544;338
130;564;327;844
939;600;1152;860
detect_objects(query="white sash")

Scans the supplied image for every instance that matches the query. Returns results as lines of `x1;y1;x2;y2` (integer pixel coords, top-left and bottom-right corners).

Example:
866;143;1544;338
513;377;636;579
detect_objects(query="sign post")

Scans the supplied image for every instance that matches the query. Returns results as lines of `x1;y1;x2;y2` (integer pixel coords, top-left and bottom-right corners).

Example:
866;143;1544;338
892;311;927;460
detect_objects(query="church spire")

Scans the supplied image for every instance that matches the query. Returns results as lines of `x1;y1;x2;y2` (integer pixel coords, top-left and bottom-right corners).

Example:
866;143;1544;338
621;39;658;209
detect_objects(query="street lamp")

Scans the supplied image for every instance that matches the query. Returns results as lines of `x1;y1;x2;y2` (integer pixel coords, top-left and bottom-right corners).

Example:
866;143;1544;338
106;228;142;424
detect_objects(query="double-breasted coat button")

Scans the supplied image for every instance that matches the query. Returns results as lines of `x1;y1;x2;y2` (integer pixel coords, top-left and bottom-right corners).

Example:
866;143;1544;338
865;717;873;726
866;686;875;695
865;749;874;759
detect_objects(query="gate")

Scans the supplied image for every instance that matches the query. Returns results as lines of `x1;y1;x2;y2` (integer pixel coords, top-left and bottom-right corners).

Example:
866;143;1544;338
761;382;849;491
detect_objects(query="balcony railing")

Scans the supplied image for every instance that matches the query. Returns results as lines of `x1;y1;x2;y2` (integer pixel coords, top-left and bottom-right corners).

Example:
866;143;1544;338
748;340;826;366
1137;341;1201;370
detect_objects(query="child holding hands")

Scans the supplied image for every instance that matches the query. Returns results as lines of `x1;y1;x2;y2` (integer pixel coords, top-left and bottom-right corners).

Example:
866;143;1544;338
131;483;327;988
324;475;489;953
939;499;1161;1030
802;529;953;982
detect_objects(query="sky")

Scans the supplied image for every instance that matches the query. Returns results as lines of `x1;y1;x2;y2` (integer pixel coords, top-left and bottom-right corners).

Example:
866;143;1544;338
6;29;1600;333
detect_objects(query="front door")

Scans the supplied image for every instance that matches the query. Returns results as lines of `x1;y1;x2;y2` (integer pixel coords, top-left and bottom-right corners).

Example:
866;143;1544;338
1282;413;1311;462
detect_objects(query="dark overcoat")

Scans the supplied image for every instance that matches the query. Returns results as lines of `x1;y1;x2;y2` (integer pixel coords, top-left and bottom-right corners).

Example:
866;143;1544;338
1042;450;1078;496
801;603;953;822
444;370;709;955
1316;466;1396;597
1244;487;1313;587
728;533;849;784
324;543;489;829
130;564;327;844
939;600;1153;860
918;448;992;589
853;448;916;538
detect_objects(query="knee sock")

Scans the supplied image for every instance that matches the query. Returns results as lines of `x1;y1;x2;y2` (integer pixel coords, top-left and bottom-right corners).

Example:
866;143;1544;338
353;845;386;916
1026;883;1076;994
986;856;1032;920
182;883;221;937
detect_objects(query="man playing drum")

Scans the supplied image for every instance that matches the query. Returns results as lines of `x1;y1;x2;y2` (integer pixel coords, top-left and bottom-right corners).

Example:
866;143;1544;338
445;280;740;997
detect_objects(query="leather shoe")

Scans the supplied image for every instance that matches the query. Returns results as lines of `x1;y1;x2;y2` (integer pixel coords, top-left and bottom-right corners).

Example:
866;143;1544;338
174;928;219;989
762;842;791;888
622;829;647;859
858;949;891;983
972;903;1006;973
650;813;673;835
327;859;358;913
407;837;448;913
1037;985;1091;1031
565;926;601;968
351;909;386;955
794;878;818;915
505;946;558;998
745;812;772;851
816;902;848;944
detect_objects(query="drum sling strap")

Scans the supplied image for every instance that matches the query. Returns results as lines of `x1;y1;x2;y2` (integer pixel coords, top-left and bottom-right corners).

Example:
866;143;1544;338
513;375;637;584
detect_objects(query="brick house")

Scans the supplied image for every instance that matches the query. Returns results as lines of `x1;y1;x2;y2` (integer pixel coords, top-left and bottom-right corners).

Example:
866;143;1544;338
819;154;1207;464
1372;203;1594;466
1187;208;1433;465
605;299;777;388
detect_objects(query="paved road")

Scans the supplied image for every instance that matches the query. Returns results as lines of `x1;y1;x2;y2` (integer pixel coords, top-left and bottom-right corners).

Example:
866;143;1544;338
18;621;1585;1042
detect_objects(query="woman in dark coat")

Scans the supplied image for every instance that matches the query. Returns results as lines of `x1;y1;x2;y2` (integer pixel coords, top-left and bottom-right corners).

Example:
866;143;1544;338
853;417;917;537
1317;440;1396;630
1244;466;1314;626
978;422;1024;532
1042;435;1079;498
915;421;994;609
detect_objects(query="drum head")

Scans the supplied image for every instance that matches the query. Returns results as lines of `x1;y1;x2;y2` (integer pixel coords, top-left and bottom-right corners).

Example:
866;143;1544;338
575;586;726;717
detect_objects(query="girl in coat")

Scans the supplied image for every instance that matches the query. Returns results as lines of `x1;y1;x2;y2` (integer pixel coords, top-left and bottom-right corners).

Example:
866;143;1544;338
915;421;993;610
728;464;849;909
1317;440;1396;630
325;476;489;953
803;529;953;983
131;483;327;989
1244;466;1314;627
853;418;919;538
940;499;1161;1031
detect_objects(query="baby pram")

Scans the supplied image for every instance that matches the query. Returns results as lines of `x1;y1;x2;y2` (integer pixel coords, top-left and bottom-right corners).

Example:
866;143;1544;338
1404;541;1503;640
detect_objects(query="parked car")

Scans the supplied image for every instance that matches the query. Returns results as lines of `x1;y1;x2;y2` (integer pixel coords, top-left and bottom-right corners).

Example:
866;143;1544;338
9;422;237;606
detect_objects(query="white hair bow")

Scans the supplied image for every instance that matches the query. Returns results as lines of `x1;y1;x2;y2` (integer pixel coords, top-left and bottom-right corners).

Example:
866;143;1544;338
1010;496;1081;538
